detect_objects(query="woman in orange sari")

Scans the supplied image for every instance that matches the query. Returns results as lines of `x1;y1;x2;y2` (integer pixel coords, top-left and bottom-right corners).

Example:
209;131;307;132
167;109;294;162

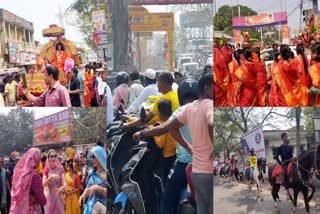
65;162;81;214
234;47;258;106
272;45;301;106
84;64;93;107
308;42;320;106
213;41;229;107
269;53;280;106
252;47;268;106
296;44;311;106
228;49;242;106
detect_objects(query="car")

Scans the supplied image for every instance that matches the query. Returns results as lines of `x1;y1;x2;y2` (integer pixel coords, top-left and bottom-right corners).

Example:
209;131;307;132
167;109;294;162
182;62;199;76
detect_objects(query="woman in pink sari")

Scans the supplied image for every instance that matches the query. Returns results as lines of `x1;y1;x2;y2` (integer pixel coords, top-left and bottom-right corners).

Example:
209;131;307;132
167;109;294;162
42;149;66;214
10;148;47;214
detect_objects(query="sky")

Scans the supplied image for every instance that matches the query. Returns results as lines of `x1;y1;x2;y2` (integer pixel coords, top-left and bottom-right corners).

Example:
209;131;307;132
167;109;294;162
0;107;68;119
0;1;177;47
215;0;318;35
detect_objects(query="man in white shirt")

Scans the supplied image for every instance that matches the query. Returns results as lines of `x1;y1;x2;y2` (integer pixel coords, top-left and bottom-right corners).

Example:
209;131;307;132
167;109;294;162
106;84;114;126
127;70;144;107
126;68;159;114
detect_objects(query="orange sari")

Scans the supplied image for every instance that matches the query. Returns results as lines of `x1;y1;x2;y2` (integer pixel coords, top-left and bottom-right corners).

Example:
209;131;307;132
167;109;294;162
84;72;93;107
52;51;68;85
228;60;239;106
296;55;311;106
273;59;301;106
269;61;278;106
214;47;229;107
308;63;320;106
234;60;258;106
252;54;268;106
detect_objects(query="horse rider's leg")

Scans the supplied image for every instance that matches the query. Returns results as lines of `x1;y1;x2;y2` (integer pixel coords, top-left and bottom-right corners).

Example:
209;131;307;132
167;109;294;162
301;187;310;214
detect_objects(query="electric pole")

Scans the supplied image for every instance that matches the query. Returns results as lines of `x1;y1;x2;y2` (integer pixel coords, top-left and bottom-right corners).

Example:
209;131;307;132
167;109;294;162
299;0;303;33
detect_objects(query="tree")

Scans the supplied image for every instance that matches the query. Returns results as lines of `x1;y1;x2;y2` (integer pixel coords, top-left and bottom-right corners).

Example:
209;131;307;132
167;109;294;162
214;5;259;39
67;0;106;50
111;0;131;71
0;108;35;155
214;109;241;163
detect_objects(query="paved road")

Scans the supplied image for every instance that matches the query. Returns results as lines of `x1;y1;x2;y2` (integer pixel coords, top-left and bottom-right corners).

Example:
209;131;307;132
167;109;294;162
214;178;320;214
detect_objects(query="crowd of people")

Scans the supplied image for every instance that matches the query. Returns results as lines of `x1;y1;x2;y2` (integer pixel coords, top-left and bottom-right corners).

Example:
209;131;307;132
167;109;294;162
107;66;213;214
214;36;320;107
0;62;107;107
0;142;107;214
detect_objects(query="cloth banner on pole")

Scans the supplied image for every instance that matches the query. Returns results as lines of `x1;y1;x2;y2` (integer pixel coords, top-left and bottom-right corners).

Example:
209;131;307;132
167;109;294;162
241;125;266;159
233;30;242;44
282;24;289;44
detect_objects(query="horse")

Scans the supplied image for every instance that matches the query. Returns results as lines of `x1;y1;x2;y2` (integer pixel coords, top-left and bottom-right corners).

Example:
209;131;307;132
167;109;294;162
268;145;320;214
244;157;266;200
218;164;230;178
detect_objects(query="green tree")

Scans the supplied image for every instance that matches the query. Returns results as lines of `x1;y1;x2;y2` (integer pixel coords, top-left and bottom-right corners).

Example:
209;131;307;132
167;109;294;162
0;108;35;155
67;0;106;50
214;5;259;40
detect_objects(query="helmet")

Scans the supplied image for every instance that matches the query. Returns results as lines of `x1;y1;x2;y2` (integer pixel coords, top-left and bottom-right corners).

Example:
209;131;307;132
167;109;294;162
116;71;129;86
177;76;200;105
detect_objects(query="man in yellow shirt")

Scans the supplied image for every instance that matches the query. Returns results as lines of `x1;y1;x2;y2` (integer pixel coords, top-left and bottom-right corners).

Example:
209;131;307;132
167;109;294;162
123;71;180;128
248;148;257;184
4;75;16;106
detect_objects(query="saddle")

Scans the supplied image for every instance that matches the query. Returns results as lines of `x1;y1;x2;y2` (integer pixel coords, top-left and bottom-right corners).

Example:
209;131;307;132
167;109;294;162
271;160;294;179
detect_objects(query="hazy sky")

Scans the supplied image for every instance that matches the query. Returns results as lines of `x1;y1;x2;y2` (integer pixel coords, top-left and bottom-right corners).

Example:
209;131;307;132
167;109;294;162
0;1;174;46
216;0;317;34
0;107;68;119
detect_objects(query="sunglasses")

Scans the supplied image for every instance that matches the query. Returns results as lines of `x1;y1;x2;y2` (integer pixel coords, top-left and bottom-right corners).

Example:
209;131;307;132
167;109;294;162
50;155;57;158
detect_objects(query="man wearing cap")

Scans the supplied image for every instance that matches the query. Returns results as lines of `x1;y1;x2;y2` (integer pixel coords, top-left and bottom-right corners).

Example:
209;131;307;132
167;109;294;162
126;68;159;114
274;133;293;198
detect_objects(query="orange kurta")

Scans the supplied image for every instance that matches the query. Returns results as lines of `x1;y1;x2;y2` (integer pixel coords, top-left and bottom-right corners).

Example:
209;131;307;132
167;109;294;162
296;55;311;106
84;72;93;107
308;63;320;106
273;59;301;106
214;47;229;107
52;51;68;85
234;60;258;107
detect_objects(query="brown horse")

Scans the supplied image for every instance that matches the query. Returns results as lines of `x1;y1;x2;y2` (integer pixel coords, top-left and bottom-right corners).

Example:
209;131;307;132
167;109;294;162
268;145;320;214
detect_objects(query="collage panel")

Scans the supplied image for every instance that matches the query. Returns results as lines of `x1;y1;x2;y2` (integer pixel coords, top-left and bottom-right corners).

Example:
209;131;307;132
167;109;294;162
106;1;214;214
214;107;320;214
213;0;320;108
0;107;107;214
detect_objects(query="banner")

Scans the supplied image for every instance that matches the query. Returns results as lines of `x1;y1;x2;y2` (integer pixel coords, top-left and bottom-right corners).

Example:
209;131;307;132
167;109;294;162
33;109;71;146
233;12;287;29
131;0;212;5
233;30;241;44
92;10;106;34
241;125;266;159
8;41;19;63
282;24;289;44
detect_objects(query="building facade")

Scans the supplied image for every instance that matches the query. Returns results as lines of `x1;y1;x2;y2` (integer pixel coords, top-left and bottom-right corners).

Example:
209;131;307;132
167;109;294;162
263;127;312;162
0;9;40;69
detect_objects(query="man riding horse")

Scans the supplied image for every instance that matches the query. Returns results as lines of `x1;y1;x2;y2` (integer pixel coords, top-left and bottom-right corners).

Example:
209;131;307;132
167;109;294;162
248;148;257;184
273;132;293;199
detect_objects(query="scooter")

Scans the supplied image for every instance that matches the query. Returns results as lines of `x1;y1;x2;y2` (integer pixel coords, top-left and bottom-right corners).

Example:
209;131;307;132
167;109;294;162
113;136;163;214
